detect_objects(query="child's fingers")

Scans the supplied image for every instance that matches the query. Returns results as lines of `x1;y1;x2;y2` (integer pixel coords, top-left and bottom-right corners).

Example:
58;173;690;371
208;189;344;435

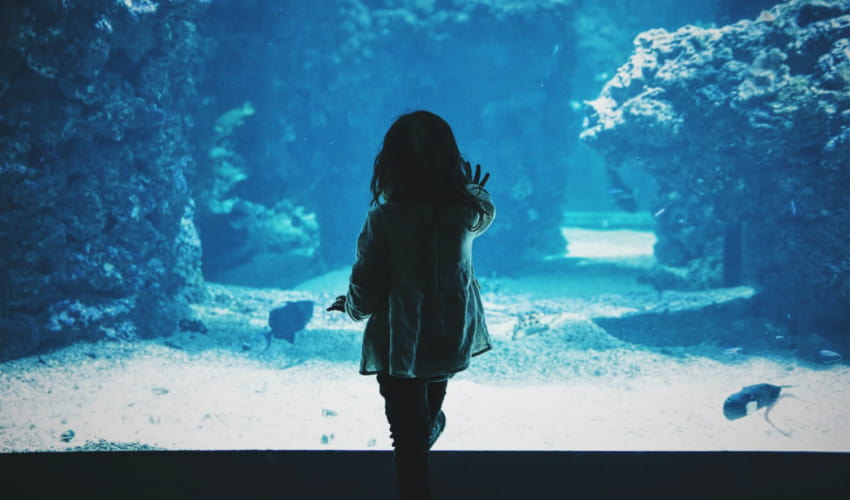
480;172;490;187
326;296;345;312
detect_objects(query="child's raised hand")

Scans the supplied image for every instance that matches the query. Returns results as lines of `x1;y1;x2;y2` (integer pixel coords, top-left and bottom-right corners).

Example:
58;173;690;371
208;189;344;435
463;161;490;188
327;295;346;312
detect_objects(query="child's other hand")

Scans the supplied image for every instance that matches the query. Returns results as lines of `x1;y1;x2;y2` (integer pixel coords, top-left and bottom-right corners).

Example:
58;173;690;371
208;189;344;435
463;161;490;188
327;295;346;312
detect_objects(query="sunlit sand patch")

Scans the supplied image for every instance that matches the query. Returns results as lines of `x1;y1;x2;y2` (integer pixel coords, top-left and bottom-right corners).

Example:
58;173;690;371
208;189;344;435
562;227;656;259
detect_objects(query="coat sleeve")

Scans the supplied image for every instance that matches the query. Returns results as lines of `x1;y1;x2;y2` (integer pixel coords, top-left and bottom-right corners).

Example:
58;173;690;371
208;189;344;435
345;209;390;321
468;184;496;235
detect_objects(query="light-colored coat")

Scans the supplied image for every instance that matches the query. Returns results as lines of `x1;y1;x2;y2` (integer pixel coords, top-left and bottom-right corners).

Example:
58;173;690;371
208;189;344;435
345;185;495;379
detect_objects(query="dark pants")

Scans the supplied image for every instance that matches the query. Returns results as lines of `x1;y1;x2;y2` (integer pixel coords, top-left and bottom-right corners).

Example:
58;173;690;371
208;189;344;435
377;372;448;500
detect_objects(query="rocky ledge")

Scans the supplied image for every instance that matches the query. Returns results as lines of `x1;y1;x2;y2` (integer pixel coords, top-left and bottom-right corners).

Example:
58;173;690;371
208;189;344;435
581;0;850;347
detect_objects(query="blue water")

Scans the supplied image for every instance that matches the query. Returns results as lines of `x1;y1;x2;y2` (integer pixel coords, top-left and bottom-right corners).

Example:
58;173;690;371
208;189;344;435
2;0;849;454
195;0;729;277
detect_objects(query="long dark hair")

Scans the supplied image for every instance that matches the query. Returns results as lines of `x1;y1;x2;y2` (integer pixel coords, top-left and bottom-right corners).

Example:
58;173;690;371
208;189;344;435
370;110;488;230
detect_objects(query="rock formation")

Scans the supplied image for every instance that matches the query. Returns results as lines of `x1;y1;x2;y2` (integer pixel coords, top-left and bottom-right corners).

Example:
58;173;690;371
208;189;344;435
582;0;850;345
194;0;581;273
0;0;207;360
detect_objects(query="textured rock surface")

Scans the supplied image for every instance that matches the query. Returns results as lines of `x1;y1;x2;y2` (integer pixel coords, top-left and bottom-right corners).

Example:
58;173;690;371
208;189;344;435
0;0;207;360
581;0;850;343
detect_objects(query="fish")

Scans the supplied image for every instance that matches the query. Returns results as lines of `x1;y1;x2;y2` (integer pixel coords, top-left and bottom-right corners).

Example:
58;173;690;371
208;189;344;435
60;429;75;443
723;383;786;419
818;349;842;365
723;383;794;436
262;300;314;350
606;167;638;212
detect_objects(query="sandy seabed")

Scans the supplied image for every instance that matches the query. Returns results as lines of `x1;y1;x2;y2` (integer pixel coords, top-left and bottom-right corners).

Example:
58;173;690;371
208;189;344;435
2;230;850;453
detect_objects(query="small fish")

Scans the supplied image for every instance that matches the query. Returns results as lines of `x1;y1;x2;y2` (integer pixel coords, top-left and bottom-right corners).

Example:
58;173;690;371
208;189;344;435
790;199;797;216
607;168;638;212
723;383;794;436
653;207;666;218
723;383;786;419
818;349;842;365
263;300;314;350
60;429;75;443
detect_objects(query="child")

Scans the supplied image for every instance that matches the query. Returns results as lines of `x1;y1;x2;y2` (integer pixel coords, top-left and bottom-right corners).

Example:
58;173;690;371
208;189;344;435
327;110;495;500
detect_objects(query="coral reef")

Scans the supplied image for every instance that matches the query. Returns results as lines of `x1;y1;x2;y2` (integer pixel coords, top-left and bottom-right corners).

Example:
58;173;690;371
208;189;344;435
191;97;319;285
717;0;784;24
581;0;850;344
0;0;208;360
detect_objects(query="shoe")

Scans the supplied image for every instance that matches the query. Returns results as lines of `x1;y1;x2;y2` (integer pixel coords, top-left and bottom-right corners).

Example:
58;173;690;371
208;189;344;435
428;411;446;450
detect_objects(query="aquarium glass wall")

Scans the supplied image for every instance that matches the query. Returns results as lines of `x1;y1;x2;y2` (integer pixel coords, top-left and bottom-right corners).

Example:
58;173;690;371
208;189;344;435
1;0;849;452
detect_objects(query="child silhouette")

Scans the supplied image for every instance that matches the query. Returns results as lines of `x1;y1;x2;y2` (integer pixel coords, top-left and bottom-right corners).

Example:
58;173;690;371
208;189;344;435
328;110;495;500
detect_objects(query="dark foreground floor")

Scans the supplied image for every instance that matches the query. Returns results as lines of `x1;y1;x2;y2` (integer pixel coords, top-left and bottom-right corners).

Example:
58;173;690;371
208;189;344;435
2;451;847;499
